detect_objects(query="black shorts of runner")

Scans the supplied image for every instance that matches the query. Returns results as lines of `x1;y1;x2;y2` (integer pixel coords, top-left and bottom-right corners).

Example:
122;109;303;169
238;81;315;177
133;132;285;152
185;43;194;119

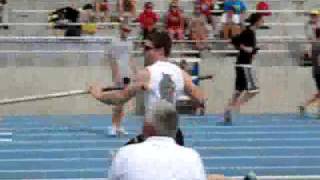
235;65;259;93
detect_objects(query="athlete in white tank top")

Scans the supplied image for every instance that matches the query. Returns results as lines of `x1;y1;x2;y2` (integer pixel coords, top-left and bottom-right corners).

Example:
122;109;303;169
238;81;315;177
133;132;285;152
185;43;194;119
89;31;206;143
144;61;184;116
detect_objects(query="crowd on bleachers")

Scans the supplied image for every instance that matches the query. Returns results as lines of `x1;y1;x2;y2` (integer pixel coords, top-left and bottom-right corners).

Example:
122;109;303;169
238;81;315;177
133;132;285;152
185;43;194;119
47;1;272;46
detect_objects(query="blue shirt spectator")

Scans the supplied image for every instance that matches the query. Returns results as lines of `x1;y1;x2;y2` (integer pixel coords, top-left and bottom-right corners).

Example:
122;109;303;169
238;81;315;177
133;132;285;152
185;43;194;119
224;0;247;14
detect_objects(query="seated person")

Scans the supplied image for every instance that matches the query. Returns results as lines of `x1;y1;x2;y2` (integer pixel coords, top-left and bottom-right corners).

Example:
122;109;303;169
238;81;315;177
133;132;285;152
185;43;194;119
80;4;97;35
256;1;271;29
195;0;215;32
189;4;209;50
94;0;109;22
211;0;225;35
118;0;137;19
165;3;185;40
222;0;247;39
137;2;159;39
48;5;81;36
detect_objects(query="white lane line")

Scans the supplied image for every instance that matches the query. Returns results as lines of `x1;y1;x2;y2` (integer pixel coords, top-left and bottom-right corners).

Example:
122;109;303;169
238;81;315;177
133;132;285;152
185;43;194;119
1;155;320;162
206;166;320;170
1;145;320;153
0;158;108;162
0;139;12;142
201;155;320;159
0;148;116;153
195;146;320;150
2;124;320;131
0;168;106;173
3;137;320;144
14;130;320;136
0;132;12;136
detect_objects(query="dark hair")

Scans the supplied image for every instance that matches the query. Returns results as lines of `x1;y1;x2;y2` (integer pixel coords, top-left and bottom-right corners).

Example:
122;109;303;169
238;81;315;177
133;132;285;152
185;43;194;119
147;31;172;57
246;13;263;26
83;3;93;10
316;28;320;39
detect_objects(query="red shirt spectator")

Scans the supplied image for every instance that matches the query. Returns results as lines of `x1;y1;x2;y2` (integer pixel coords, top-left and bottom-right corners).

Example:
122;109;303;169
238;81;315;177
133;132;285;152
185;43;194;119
166;5;184;30
138;2;159;31
256;1;271;16
166;3;184;40
99;0;109;11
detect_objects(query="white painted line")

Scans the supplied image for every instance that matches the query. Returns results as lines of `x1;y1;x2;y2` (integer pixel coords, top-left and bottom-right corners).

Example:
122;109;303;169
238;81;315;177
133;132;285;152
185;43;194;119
0;132;12;136
192;138;320;142
202;155;320;160
0;168;106;173
0;139;12;142
1;156;320;162
3;124;320;131
0;147;116;153
206;166;320;170
7;139;127;144
0;158;108;162
182;125;320;129
6;137;320;144
195;146;320;150
1;145;320;153
15;130;320;136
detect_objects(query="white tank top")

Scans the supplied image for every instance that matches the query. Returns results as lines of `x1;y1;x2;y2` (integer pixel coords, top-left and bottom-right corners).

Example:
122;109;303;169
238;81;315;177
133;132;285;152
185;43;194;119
144;61;184;115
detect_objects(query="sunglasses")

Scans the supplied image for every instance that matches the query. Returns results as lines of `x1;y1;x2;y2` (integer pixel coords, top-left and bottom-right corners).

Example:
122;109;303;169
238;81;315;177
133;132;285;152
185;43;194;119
144;45;154;51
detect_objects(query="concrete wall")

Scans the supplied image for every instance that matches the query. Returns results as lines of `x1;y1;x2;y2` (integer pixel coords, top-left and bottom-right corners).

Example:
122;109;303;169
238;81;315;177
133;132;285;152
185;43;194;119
0;58;315;116
0;0;317;115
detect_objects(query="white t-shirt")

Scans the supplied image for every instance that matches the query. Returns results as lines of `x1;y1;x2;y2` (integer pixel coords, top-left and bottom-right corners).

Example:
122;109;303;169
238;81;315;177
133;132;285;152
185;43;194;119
109;37;134;78
110;136;207;180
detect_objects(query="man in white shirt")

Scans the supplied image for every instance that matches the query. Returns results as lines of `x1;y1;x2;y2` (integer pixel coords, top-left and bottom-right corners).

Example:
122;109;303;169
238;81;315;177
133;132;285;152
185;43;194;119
110;100;207;180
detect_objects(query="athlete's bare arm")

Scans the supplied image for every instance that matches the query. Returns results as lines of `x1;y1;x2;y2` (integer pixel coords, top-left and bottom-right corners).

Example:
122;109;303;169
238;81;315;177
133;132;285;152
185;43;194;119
182;70;206;104
89;69;150;105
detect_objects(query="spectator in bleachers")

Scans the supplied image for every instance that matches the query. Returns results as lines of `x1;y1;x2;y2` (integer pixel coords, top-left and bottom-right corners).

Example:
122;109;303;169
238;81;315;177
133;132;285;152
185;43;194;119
93;0;109;22
118;0;137;19
196;0;215;33
305;10;320;41
0;0;8;30
221;0;247;39
189;3;209;50
110;100;207;180
138;2;159;39
211;0;225;36
52;5;81;36
80;4;97;35
256;1;271;29
303;10;320;62
165;2;185;40
256;1;271;17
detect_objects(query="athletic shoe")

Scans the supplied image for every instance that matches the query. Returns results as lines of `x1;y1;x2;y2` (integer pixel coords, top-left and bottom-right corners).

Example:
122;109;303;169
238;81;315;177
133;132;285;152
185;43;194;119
108;126;118;137
117;127;128;136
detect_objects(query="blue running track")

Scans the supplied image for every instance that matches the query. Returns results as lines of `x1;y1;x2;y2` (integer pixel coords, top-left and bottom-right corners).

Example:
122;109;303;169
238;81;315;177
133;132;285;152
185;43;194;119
0;114;320;179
